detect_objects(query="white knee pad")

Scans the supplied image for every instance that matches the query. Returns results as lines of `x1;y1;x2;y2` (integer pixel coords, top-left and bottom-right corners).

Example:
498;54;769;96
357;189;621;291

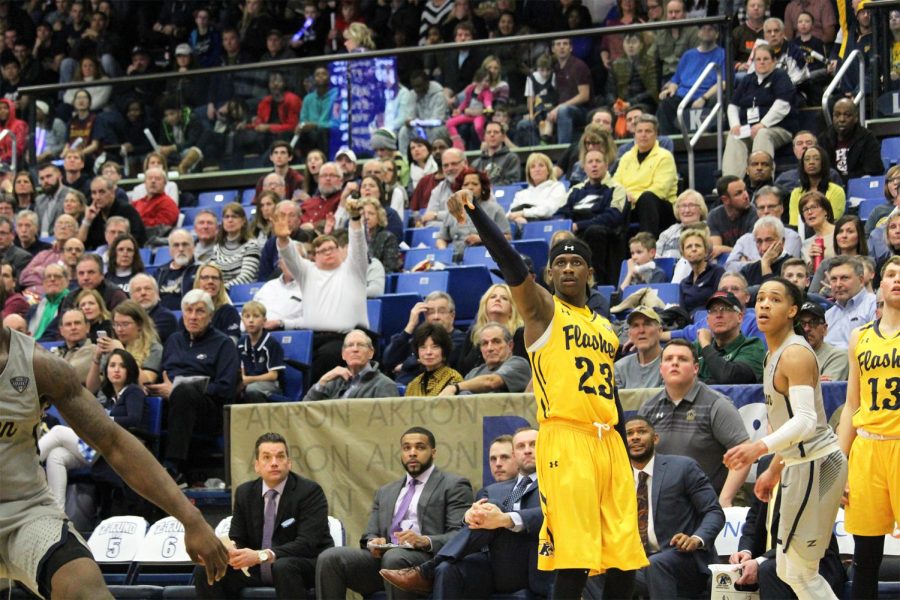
777;546;838;600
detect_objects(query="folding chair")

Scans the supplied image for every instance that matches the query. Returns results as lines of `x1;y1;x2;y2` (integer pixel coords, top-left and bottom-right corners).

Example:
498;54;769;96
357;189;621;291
197;190;239;207
127;516;195;586
87;516;149;587
395;271;450;298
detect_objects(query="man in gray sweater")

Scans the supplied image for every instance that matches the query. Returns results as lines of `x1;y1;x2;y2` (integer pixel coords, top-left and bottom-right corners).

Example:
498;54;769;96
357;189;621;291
303;330;398;400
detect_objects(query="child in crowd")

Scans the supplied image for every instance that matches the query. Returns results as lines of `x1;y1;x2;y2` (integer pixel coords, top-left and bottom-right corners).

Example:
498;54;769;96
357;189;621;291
620;232;668;288
446;67;494;150
238;301;285;403
523;54;556;144
794;11;827;75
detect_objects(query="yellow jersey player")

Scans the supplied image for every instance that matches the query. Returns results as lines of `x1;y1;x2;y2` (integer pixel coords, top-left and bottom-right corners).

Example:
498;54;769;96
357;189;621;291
839;255;900;600
443;188;648;599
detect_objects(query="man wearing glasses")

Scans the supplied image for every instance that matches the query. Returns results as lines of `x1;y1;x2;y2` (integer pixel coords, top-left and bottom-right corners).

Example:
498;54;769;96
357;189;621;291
303;329;397;400
691;290;765;385
796;302;848;381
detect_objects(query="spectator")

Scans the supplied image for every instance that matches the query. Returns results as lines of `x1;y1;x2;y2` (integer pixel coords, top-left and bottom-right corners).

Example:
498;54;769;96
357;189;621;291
663;272;765;344
458;283;527;374
29;263;70;340
51;307;96;384
250;191;277;245
726;186;801;273
866;165;900;236
615;307;664;389
129;152;180;204
609;33;658;113
638;339;751;505
656;24;725;135
487;433;516;483
796;301;848;381
238;72;301;157
187;7;222;68
437;167;509;261
60;238;84;287
85;299;163;393
406;323;464;397
679;228;725;314
553;149;627;284
798;190;836;266
104;234;144;293
507;152;567;225
739;216;791;287
693;290;765;384
33;100;68;164
787;145;845;226
0;98;26;167
439;322;530;395
148;289;240;486
518;53;555;146
708;175;756;258
601;0;648;68
132;167;178;238
60;252;125;311
446;67;493;151
361;198;402;273
206;29;265;123
743;150;775;200
304;329;397;401
300;162;343;230
16;211;53;262
653;0;700;83
784;0;837;42
399;71;449;153
656;190;708;261
419;0;454;44
12;170;36;213
60;148;92;198
613;114;678;237
298;149;326;201
61;189;87;226
0;215;31;273
407;138;439;198
723;45;797;178
61;55;112;110
38;348;146;512
3;312;27;334
315;426;472;598
809;215;868;295
253;249;304;331
541;38;590;144
817;98;885;185
421;148;467;227
470;122;519;186
379;159;409;217
557;125;617;186
747;18;809;85
129;273;177;344
75;288;113;343
296;67;337;158
156;97;205;175
275;199;369;383
381;291;468;385
621;232;668;287
438;22;484;107
61;90;100;160
155;229;199;311
210;203;260;288
823;255;876;349
733;0;766;71
80;176;146;249
192;262;241;344
165;41;207;113
0;261;26;319
237;301;284;404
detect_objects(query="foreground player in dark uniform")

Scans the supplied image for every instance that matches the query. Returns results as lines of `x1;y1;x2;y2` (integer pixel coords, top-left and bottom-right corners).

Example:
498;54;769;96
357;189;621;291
0;328;228;598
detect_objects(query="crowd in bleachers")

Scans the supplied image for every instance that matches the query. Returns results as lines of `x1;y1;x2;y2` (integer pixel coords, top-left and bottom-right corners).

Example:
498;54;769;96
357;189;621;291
0;0;898;595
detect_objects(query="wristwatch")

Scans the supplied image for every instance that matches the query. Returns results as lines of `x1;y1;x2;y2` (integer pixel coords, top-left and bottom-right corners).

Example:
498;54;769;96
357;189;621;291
258;550;269;564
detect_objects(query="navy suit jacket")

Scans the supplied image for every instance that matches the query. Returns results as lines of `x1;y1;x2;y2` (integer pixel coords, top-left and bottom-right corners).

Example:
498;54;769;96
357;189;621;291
649;454;725;571
438;475;553;597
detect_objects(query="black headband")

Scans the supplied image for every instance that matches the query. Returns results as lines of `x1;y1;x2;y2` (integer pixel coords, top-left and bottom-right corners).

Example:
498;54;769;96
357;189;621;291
548;239;592;266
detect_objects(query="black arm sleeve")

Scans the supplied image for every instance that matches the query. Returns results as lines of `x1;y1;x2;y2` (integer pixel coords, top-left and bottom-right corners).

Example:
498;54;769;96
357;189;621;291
466;201;529;286
613;386;626;447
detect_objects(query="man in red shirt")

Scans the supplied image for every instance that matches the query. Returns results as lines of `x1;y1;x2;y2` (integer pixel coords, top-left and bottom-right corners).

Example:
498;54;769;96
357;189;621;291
133;167;179;237
300;161;343;231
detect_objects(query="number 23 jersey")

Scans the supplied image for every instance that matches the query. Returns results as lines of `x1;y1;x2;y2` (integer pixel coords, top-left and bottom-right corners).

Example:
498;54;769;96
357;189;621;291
528;297;620;425
853;320;900;435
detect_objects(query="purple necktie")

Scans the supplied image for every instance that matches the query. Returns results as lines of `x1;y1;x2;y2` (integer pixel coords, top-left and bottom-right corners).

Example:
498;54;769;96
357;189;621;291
261;488;278;584
390;479;420;543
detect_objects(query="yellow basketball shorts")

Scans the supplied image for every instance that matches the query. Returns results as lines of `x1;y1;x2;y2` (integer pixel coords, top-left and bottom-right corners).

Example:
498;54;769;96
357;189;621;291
535;420;649;575
845;436;900;536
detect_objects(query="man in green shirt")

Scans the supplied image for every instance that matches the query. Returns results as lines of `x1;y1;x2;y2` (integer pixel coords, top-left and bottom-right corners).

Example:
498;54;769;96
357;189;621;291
296;66;338;156
692;291;765;384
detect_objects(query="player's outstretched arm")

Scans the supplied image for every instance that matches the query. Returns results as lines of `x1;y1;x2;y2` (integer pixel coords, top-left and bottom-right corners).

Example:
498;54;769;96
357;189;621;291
35;347;228;584
838;327;862;457
448;190;554;343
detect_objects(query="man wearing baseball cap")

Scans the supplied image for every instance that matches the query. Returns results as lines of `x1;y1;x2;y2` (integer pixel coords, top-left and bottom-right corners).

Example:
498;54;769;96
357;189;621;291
692;291;765;385
797;302;848;381
614;306;663;389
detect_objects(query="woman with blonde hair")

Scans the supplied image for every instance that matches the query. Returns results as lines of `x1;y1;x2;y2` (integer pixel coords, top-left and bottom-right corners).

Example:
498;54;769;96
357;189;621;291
360;198;402;272
458;283;526;373
62;188;87;224
76;288;112;343
86;300;162;392
193;262;241;343
480;55;510;106
508;152;568;225
657;189;709;259
344;22;375;52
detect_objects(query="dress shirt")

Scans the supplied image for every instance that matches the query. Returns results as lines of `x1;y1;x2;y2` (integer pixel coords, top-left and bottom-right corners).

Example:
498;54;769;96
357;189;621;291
824;288;877;349
506;473;538;532
633;457;659;552
724;229;802;272
393;464;436;536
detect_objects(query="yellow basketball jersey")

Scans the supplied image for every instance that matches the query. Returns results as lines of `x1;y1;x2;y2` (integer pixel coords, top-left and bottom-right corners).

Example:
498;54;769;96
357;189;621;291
529;297;620;425
852;320;900;435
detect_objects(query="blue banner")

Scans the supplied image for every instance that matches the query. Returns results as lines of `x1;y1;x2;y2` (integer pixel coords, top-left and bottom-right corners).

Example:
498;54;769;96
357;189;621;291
329;56;398;159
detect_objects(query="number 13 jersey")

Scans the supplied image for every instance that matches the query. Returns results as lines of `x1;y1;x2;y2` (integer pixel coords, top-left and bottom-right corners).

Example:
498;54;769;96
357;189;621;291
528;297;620;426
853;320;900;435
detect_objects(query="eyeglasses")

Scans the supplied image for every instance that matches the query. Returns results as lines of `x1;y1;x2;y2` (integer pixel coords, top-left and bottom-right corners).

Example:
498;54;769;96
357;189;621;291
315;245;338;255
708;305;738;315
801;204;822;214
798;319;823;328
198;274;221;281
113;320;135;329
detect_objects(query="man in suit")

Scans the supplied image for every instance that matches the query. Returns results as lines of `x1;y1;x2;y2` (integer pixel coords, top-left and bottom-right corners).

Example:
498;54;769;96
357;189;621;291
728;455;846;598
315;427;473;599
590;416;725;598
380;428;553;598
194;432;333;599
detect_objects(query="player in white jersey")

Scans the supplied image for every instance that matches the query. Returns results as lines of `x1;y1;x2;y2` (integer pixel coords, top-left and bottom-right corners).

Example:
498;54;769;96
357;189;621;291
0;328;228;598
724;278;848;600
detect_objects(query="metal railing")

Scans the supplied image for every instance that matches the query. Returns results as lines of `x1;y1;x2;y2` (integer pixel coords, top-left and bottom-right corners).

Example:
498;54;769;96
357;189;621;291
676;62;723;190
821;49;866;127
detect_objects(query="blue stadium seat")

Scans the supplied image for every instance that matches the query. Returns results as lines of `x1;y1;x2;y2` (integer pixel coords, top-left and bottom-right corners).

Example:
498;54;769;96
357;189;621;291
405;227;442;248
512;239;549;273
622;283;680;305
376;293;420;346
848;176;885;200
241;188;256;205
269;330;313;401
445;265;493;326
395;271;449;297
228;283;264;305
152;247;171;266
859;198;885;221
462;246;499;270
882;136;900;169
616;256;677;287
520;219;573;243
180;206;223;227
367;299;381;334
403;247;453;271
139;248;152;265
197;190;239;207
